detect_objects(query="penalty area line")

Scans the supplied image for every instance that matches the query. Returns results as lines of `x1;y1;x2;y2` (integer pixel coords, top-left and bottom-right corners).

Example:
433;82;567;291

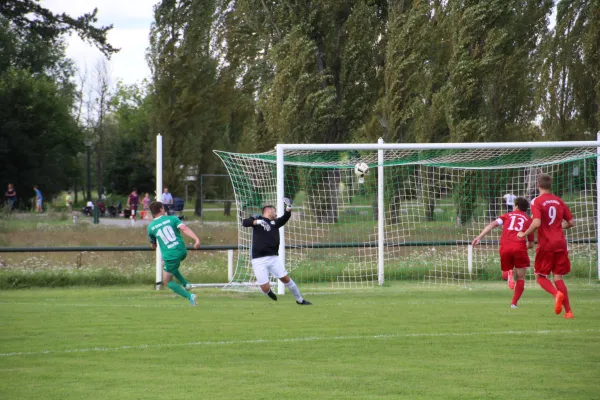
1;328;597;358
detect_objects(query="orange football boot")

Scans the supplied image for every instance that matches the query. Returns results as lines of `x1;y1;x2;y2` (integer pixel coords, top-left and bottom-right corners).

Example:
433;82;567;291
554;291;564;315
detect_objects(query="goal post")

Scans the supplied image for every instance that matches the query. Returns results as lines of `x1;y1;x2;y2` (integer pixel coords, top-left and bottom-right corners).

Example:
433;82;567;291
155;134;163;290
216;137;600;290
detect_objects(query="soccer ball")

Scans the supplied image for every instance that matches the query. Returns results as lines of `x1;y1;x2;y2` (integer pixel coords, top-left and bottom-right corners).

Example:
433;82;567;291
354;162;369;177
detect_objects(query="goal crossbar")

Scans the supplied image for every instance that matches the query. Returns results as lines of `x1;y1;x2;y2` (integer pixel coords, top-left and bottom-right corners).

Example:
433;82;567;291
278;140;600;151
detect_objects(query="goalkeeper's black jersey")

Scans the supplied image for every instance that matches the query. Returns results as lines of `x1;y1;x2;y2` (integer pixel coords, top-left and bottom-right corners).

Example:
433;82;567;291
242;210;291;259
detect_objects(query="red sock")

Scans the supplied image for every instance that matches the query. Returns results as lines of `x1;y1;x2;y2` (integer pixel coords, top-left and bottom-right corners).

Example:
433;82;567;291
512;280;525;305
554;280;571;312
536;276;557;296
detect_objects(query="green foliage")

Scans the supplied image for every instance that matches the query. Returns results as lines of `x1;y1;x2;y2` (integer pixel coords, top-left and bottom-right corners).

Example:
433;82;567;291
446;0;551;142
103;82;155;195
261;27;337;144
0;0;118;57
539;0;599;140
0;270;142;289
453;170;479;225
381;0;450;144
0;1;121;204
0;68;81;204
148;0;227;213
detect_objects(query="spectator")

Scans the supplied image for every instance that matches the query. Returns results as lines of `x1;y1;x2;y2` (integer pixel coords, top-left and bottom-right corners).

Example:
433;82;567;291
5;183;16;211
127;189;140;219
141;192;151;219
161;187;173;213
83;200;94;216
33;185;43;213
503;192;517;212
65;190;73;213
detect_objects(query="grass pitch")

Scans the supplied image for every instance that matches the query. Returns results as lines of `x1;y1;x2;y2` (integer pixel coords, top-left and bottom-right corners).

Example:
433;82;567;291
1;282;599;400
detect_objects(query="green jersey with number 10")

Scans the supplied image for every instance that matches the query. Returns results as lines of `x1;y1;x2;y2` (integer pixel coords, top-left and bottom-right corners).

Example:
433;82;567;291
147;215;187;261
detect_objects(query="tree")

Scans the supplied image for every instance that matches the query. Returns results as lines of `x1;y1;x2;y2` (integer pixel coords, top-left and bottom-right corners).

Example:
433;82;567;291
216;0;387;222
446;0;551;143
378;1;451;222
103;81;154;195
0;0;119;206
0;68;81;205
147;0;194;196
444;0;551;224
92;59;112;199
540;0;599;140
148;0;227;215
0;0;118;57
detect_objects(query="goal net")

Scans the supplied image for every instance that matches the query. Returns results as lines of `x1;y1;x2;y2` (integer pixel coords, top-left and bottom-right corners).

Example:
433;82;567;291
215;144;599;289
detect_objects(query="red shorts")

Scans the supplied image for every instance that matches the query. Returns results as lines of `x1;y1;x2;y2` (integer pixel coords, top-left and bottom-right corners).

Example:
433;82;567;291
534;249;571;276
499;249;530;271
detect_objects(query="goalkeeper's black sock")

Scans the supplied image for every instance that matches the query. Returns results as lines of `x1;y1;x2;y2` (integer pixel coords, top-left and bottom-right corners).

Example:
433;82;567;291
265;289;277;301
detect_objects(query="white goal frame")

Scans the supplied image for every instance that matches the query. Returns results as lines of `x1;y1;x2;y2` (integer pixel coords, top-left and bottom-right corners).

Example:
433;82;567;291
274;136;600;293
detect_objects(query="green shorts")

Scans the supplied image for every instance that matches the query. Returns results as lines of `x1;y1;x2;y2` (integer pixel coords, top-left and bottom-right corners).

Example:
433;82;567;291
163;254;187;274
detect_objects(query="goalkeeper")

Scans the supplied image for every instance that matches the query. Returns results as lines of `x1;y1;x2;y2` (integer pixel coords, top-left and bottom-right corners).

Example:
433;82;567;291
242;198;312;305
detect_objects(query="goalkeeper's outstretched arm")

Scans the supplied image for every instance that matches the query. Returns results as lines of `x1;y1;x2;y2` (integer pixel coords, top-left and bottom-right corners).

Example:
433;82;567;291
274;197;293;228
242;216;256;227
275;209;291;228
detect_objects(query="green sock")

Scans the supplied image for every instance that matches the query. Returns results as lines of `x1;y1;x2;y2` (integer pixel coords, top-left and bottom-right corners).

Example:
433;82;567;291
168;281;191;300
172;270;189;287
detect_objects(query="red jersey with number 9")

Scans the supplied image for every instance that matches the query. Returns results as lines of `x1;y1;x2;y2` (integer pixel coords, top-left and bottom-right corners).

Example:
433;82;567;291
530;193;573;252
496;210;534;252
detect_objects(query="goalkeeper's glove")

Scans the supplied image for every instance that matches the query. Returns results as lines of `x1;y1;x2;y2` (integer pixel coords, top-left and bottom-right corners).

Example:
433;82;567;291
283;197;292;210
255;219;271;231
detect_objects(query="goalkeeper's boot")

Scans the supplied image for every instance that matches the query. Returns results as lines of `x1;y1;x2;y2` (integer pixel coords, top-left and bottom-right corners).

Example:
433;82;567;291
507;270;515;291
296;299;312;305
266;290;277;301
189;294;198;306
510;304;518;309
554;291;564;314
564;311;574;319
185;283;193;291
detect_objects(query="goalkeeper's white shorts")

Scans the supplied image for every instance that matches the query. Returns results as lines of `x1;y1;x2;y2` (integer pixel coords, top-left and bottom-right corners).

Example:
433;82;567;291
251;255;288;285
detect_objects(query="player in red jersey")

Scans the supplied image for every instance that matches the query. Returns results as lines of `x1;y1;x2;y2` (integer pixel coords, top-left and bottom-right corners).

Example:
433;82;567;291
472;197;534;308
518;174;575;318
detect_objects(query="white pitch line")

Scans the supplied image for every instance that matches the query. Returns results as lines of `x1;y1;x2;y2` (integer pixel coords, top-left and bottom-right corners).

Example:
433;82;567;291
1;329;597;358
0;302;182;308
1;298;600;308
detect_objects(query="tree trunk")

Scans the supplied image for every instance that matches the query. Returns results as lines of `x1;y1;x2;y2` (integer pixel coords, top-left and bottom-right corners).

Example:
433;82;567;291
195;168;202;217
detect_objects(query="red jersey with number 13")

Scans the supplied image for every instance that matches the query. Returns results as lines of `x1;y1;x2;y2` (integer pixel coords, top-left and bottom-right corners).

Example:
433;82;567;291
530;193;573;252
496;210;534;252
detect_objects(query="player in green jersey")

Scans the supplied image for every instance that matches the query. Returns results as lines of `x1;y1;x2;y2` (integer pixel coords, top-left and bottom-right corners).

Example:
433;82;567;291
148;201;201;306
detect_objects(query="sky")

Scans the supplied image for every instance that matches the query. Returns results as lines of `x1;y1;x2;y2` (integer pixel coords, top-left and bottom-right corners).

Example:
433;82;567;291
44;0;155;85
